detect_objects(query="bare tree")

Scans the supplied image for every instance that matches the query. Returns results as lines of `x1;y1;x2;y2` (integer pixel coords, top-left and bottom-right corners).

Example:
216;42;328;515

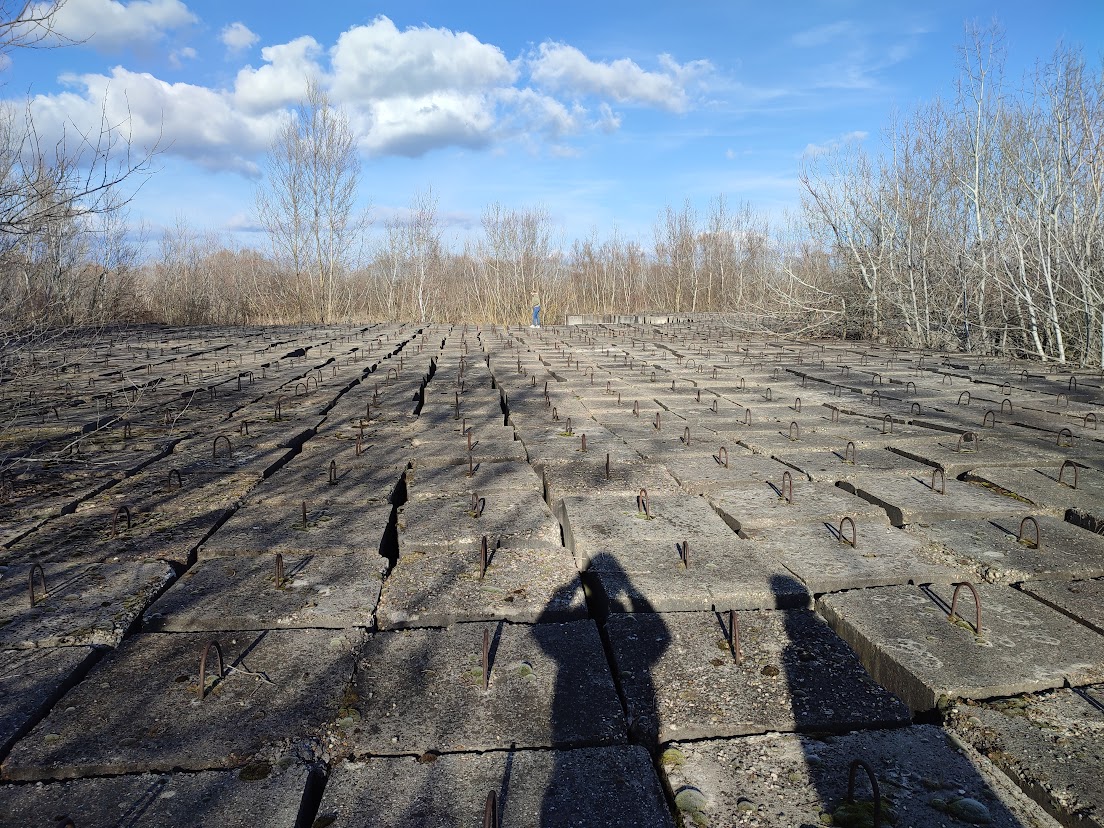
255;78;362;323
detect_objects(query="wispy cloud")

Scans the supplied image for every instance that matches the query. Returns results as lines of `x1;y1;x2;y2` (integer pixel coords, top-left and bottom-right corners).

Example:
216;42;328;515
801;129;867;158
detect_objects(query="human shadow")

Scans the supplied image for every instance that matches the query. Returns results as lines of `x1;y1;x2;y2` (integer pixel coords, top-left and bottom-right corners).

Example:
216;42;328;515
537;552;670;824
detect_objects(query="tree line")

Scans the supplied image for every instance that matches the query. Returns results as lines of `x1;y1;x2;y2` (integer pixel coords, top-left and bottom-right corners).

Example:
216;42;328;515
2;16;1102;366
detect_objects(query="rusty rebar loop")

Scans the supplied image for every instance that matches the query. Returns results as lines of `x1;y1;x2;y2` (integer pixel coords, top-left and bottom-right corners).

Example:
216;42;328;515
580;433;587;452
838;516;857;548
677;539;690;569
239;420;251;436
794;396;802;412
764;387;772;401
931;467;946;495
982;409;996;428
274;396;284;421
198;640;225;700
552;406;560;421
1057;392;1070;407
565;417;574;435
958;390;971;405
949;582;983;636
605;452;611;480
1085;412;1098;430
727;609;743;664
711;399;718;413
999;398;1012;415
636;488;650;517
955;431;979;453
355;434;363;457
484;790;497;828
788;421;800;441
275;553;285;588
831;405;841;423
480;535;489;579
111;504;132;537
870;389;881;406
779;470;794;505
632;400;639;417
1058;459;1079;489
743;408;751;426
845;759;882;828
302;500;309;528
1057;427;1074;447
470;493;486;518
906;380;916;394
844;441;857;465
1018;516;1041;549
212;434;232;460
28;563;47;607
683;425;691;446
482;628;491;692
328;459;338;485
167;468;183;491
717;446;729;468
654;412;661;431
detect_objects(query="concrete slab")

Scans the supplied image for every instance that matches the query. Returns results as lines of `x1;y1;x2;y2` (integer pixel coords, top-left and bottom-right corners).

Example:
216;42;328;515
77;468;256;516
1021;578;1104;635
0;561;175;649
662;451;795;494
0;646;97;756
560;491;743;570
0;763;316;827
376;542;585;629
660;725;1062;828
397;489;560;554
1;629;361;780
405;459;542;501
606;610;909;746
818;583;1104;712
909;514;1104;584
143;553;381;631
586;548;813;614
708;480;887;533
947;687;1104;828
537;457;679;513
201;503;392;571
314;746;673;828
345;620;625;755
771;443;930;483
744;520;965;593
889;434;1075;477
967;464;1104;517
845;473;1028;526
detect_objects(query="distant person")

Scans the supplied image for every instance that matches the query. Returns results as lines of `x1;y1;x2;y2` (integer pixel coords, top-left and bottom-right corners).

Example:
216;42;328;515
530;290;541;327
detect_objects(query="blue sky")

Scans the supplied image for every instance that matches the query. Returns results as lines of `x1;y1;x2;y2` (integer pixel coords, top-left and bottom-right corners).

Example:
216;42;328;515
3;0;1101;251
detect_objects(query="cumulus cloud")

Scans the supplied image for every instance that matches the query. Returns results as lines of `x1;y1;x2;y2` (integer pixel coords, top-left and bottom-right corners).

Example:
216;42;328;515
233;36;322;113
528;43;711;112
168;45;196;68
326;16;519;156
30;0;196;51
17;16;713;172
220;21;259;53
32;66;284;174
330;16;517;101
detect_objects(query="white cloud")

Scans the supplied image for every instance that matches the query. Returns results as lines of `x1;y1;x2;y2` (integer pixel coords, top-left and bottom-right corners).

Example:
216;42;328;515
220;21;259;53
528;43;711;112
168;46;196;68
330;16;517;101
17;17;706;172
351;92;498;157
802;130;867;158
32;0;196;51
327;16;518;157
233;36;322;113
32;66;284;174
